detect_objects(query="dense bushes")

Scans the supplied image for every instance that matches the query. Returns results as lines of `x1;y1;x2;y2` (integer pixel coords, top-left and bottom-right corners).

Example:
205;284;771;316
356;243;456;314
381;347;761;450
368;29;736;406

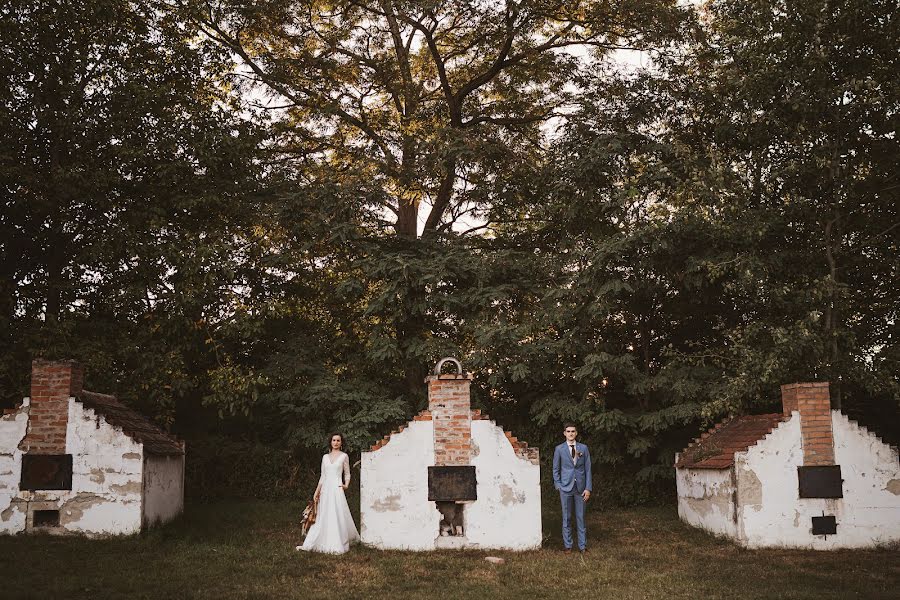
185;437;317;502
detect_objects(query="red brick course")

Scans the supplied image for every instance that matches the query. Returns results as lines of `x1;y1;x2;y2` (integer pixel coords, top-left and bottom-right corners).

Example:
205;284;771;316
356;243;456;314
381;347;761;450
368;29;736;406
676;382;837;470
428;374;473;466
782;382;834;466
367;382;540;465
19;359;83;454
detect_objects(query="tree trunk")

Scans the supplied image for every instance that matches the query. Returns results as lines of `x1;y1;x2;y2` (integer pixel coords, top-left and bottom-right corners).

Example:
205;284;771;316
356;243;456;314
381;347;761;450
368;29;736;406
393;152;459;399
396;279;427;402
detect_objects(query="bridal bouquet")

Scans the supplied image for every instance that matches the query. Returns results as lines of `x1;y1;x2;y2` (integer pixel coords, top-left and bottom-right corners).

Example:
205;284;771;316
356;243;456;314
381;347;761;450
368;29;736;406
300;499;318;537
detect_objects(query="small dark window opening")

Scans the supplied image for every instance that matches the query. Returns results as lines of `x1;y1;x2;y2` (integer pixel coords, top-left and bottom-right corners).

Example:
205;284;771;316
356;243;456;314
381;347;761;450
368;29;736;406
20;454;72;490
436;501;466;537
33;510;60;528
812;515;837;536
428;466;477;501
798;465;843;498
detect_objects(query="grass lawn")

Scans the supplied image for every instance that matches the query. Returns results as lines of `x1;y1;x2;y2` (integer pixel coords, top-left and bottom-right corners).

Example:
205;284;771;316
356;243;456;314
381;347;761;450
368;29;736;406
2;497;897;600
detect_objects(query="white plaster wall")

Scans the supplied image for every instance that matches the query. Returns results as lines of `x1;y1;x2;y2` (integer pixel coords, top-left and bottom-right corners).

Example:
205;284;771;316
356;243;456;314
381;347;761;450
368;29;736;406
675;463;736;539
733;417;801;548
465;420;541;550
61;400;144;535
142;453;185;527
829;412;900;546
0;401;29;534
737;411;900;549
1;398;145;536
361;419;542;551
361;420;440;550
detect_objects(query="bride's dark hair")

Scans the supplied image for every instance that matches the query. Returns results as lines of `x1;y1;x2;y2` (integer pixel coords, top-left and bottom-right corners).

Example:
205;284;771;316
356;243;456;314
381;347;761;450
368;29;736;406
327;432;345;451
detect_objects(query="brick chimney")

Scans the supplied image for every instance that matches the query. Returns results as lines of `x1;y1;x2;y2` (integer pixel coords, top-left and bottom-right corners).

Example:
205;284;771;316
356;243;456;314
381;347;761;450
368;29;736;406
427;371;473;466
20;359;83;454
781;382;834;466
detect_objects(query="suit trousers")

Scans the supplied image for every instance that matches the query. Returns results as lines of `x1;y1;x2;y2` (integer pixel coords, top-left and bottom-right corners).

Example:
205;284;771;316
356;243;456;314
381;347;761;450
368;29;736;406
560;489;586;550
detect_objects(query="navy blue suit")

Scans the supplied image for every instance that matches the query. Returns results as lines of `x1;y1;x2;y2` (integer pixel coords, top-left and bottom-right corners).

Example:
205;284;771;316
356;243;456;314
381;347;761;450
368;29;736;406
553;441;592;550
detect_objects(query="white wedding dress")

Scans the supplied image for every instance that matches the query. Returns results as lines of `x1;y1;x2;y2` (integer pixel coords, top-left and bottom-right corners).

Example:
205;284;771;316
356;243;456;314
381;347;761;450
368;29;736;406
300;452;360;554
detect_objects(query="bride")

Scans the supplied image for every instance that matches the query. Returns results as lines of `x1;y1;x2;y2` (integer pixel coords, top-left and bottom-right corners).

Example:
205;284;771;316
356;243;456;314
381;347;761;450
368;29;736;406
297;432;360;554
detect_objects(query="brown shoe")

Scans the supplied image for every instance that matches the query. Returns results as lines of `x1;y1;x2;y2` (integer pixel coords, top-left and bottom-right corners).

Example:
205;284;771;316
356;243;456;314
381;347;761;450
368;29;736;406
564;548;573;554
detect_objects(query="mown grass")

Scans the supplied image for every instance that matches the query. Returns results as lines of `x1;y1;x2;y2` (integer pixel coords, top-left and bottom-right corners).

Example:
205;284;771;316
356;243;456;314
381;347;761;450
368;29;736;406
1;497;897;600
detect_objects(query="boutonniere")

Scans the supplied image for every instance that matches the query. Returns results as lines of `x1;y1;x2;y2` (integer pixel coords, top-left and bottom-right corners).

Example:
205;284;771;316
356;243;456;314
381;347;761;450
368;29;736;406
576;451;584;458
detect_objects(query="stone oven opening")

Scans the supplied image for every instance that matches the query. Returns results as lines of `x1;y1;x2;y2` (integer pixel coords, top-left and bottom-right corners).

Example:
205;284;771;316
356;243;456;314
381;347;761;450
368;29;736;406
435;502;465;536
32;509;60;528
429;465;476;537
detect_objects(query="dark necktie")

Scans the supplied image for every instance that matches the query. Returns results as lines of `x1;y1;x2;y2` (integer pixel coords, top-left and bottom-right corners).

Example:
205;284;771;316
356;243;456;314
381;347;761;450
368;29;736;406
571;445;576;459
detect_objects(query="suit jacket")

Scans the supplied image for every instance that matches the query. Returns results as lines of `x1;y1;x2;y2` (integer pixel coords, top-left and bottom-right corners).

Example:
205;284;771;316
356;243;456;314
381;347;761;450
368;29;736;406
552;441;592;494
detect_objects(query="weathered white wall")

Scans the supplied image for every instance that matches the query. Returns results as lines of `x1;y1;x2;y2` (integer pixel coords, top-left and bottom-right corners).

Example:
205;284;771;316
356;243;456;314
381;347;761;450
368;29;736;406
464;420;541;550
736;411;900;549
2;392;186;537
831;412;900;545
0;402;29;533
675;463;737;539
59;399;144;535
361;420;440;550
142;454;184;527
361;418;542;551
0;398;145;536
733;416;800;547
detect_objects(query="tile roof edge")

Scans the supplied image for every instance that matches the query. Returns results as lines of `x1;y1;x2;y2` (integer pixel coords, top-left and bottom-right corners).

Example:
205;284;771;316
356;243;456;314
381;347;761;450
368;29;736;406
675;412;786;469
75;390;184;456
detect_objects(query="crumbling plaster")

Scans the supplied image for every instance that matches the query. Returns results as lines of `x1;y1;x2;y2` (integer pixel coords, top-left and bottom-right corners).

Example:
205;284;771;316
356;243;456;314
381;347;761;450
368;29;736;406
0;402;29;532
675;465;736;539
679;411;900;549
361;419;439;550
361;418;542;551
0;398;144;535
736;411;900;548
464;419;541;550
61;399;144;535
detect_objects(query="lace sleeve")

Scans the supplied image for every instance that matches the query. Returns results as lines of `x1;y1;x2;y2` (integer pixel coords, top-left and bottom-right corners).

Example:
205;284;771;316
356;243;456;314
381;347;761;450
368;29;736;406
342;453;351;485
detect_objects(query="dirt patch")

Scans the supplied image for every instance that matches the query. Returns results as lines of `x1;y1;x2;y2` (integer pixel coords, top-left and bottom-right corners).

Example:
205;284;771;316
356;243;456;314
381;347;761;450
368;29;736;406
110;481;142;495
60;493;106;523
372;494;402;512
499;483;525;505
885;479;900;495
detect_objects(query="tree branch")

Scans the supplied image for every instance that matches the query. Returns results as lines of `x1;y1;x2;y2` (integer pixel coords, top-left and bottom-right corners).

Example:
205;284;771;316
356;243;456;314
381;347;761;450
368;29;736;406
194;16;400;173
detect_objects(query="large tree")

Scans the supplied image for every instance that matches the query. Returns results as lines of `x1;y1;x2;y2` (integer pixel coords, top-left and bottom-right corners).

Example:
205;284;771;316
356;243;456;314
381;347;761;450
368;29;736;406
458;0;900;500
0;0;262;421
664;0;900;411
186;0;689;395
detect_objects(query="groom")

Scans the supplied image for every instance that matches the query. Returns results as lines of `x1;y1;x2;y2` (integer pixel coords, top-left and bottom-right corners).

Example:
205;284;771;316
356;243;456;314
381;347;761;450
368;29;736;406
552;423;592;554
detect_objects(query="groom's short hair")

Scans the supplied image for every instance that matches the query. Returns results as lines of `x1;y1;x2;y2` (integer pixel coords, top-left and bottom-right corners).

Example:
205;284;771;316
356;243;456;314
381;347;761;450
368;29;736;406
563;422;578;431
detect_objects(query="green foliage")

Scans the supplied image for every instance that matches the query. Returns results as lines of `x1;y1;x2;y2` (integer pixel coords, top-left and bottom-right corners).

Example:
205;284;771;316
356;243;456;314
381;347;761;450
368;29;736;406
185;436;310;501
3;501;898;599
2;0;897;504
0;0;264;426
